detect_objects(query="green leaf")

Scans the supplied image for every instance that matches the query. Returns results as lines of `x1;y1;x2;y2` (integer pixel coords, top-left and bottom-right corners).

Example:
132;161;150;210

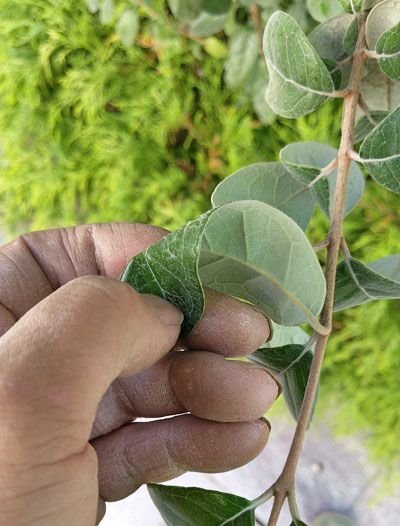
245;60;276;125
306;0;343;23
263;11;334;118
333;255;400;311
376;22;400;81
322;58;342;90
190;11;228;37
338;0;363;11
211;162;316;231
280;142;364;218
266;321;310;348
290;520;310;526
343;17;359;55
308;14;353;61
86;0;101;13
359;105;400;193
365;0;400;50
224;29;259;89
167;0;202;22
202;0;232;15
121;201;327;337
116;8;139;46
148;484;255;526
204;37;228;59
353;110;390;143
249;344;316;421
99;0;114;24
360;59;400;111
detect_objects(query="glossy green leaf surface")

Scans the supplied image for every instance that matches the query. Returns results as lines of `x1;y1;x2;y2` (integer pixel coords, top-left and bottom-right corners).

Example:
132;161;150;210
359;106;400;193
148;484;255;526
308;15;353;61
306;0;343;23
376;21;400;81
121;201;327;337
116;8;139;46
224;29;259;89
280;142;364;218
343;17;359;55
353;111;390;143
249;343;315;421
334;255;400;311
211;162;316;230
263;11;334;118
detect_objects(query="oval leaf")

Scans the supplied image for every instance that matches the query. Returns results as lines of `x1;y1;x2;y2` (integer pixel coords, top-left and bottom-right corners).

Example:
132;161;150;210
343;17;359;55
353;110;390;143
280;142;365;218
249;343;317;421
333;254;400;311
306;0;344;23
308;14;353;61
167;0;202;22
211;162;316;231
376;21;400;81
190;11;228;37
224;29;259;89
202;0;232;15
359;105;400;193
100;0;114;24
148;484;255;526
263;11;334;118
360;59;400;111
121;201;327;337
117;8;139;47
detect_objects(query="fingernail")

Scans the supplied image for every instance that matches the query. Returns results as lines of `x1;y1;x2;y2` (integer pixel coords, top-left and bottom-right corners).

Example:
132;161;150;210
260;417;272;431
142;295;184;326
250;306;274;343
246;363;282;398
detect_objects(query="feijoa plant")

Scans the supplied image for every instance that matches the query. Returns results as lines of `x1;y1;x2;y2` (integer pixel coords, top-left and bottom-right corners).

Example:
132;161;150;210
120;1;400;524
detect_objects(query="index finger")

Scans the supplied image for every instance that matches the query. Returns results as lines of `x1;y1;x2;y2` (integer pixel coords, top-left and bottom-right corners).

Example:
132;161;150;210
0;223;272;353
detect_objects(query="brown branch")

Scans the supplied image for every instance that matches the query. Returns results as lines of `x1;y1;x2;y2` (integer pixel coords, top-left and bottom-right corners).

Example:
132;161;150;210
267;13;369;526
251;3;264;57
358;93;377;126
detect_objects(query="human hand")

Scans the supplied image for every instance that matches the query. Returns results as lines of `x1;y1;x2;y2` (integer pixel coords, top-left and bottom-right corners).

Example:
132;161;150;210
0;223;279;526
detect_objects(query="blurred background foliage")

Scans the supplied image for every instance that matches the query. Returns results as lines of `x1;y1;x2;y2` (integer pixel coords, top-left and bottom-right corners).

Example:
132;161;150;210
0;0;399;486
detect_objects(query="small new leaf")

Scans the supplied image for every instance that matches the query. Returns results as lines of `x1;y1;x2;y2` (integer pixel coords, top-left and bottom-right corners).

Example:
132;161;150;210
376;21;400;81
264;11;334;118
121;201;327;337
334;255;400;311
353;111;390;143
343;17;359;55
359;106;400;193
280;142;364;218
148;484;255;525
249;344;316;421
211;162;316;230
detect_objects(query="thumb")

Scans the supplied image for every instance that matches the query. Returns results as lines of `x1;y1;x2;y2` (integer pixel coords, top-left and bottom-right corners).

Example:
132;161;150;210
0;275;183;463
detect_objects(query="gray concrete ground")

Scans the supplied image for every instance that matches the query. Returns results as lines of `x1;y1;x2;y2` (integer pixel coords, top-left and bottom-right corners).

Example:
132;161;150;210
100;416;400;526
